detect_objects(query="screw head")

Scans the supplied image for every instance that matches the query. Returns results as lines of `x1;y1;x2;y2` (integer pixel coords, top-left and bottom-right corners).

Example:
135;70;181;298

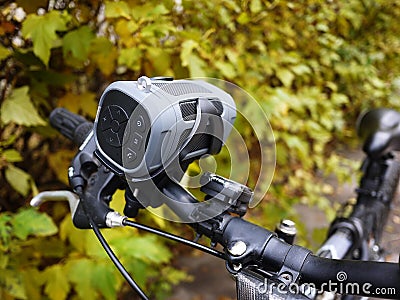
233;263;242;271
228;241;247;256
280;272;293;282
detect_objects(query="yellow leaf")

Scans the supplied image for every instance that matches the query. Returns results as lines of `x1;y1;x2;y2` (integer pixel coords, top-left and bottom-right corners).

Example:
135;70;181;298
47;149;75;185
118;48;142;71
105;1;131;19
215;61;237;78
276;69;295;88
0;45;11;61
57;92;97;119
250;0;262;14
1;86;46;126
180;40;198;67
114;19;138;47
43;265;70;300
237;12;250;24
60;215;86;253
146;47;171;74
5;165;32;196
109;189;126;214
90;37;118;76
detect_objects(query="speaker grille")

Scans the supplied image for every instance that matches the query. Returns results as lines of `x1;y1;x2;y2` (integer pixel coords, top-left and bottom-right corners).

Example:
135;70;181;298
179;98;223;122
185;134;211;153
153;82;211;96
210;99;223;115
180;100;197;121
177;128;192;148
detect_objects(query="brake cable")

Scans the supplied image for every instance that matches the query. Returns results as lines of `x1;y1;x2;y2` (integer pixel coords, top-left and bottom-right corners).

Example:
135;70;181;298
75;186;149;300
73;185;226;300
122;219;226;259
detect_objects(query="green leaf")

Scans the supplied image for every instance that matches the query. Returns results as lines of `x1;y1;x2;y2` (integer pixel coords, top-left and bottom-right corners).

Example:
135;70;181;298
26;237;66;258
187;54;207;77
90;37;118;76
180;40;198;67
276;68;295;88
43;265;70;300
215;61;236;78
0;253;8;268
131;3;169;20
1;86;46;126
124;259;148;287
111;235;172;264
84;231;108;259
2;149;23;162
105;1;131;19
59;215;87;252
66;259;95;299
151;4;169;16
0;45;11;61
21;268;45;300
250;0;262;14
118;47;142;71
0;213;12;251
237;12;250;24
290;64;312;76
146;47;171;74
141;23;175;38
28;70;75;87
12;208;58;240
93;263;119;300
63;26;94;62
1;269;27;299
5;165;32;196
21;11;71;65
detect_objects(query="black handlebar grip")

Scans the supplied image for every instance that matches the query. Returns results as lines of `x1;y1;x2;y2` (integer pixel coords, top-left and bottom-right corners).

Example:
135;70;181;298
49;108;93;146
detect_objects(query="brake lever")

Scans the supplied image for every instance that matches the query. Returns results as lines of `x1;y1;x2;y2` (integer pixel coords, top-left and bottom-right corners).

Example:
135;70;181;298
73;164;125;229
30;183;126;229
30;190;80;215
31;135;126;230
55;126;126;229
34;116;128;229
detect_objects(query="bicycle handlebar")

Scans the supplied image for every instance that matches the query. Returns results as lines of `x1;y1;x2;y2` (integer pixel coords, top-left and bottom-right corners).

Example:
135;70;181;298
49;108;93;146
159;180;400;299
301;255;400;297
220;216;400;298
47;107;400;299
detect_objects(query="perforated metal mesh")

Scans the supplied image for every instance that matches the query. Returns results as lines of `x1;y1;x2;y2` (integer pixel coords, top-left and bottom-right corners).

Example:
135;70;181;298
185;134;211;152
179;100;197;121
153;82;211;96
236;270;309;300
211;99;223;115
237;271;269;300
177;128;192;148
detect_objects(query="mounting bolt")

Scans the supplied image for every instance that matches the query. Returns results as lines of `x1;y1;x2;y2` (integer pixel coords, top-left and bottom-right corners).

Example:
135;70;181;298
228;240;247;256
137;76;152;92
276;219;297;244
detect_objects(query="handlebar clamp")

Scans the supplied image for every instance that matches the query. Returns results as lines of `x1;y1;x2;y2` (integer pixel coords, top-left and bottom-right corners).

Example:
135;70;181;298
200;172;253;217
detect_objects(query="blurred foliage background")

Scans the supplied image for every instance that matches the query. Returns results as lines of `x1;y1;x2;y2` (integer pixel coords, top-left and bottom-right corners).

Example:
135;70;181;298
1;0;400;299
